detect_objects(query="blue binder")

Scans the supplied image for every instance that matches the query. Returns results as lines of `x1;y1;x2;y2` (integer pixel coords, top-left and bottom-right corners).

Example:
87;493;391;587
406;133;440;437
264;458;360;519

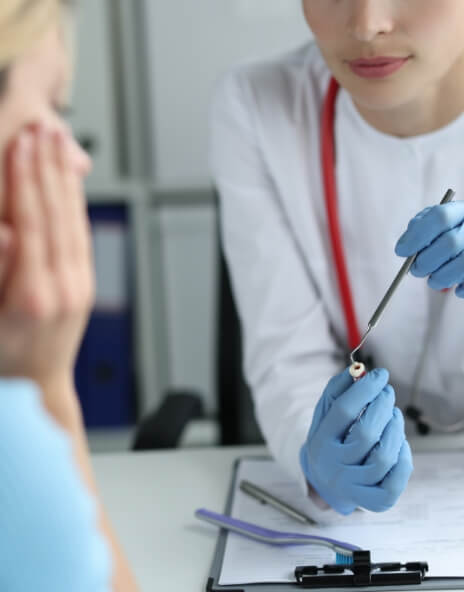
75;204;135;428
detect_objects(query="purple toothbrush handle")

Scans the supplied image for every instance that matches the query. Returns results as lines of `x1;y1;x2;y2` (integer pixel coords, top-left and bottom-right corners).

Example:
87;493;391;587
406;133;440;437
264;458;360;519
196;508;360;551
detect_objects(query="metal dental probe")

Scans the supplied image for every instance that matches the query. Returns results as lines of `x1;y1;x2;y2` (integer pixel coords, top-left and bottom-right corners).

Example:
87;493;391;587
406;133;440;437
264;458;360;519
349;188;456;367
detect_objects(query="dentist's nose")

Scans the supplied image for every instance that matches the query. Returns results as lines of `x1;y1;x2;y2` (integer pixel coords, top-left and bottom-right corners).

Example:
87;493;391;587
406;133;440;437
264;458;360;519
347;0;394;43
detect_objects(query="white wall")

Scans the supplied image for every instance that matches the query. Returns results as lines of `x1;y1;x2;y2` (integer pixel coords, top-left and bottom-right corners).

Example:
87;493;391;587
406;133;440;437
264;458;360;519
143;0;311;187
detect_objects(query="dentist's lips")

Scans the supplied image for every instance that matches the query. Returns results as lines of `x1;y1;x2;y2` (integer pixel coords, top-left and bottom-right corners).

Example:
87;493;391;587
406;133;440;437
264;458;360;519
347;56;410;79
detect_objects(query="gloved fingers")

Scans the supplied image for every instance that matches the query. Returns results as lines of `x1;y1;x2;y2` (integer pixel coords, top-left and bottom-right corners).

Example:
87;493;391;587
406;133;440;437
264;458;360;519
396;202;464;257
344;407;405;484
308;368;353;438
456;283;464;298
322;367;354;404
324;368;390;440
411;224;464;277
427;250;464;291
341;386;395;465
350;440;413;512
374;440;414;511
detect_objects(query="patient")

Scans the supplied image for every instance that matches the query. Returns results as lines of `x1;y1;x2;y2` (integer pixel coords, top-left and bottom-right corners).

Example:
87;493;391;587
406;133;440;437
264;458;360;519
0;1;138;590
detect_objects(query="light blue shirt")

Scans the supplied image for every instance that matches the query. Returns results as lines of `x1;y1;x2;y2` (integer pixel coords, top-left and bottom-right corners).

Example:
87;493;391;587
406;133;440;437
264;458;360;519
0;380;112;592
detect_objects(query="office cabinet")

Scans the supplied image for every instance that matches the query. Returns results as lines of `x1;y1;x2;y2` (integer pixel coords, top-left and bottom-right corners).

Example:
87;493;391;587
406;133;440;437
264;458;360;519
75;205;136;428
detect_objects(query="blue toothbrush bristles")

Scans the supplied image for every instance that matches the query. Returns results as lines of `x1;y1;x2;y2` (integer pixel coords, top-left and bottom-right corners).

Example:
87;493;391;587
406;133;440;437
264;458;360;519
336;552;353;565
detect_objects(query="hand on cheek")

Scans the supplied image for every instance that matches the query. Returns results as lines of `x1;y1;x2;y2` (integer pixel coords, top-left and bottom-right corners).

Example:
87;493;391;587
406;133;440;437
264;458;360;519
0;223;14;284
0;124;95;400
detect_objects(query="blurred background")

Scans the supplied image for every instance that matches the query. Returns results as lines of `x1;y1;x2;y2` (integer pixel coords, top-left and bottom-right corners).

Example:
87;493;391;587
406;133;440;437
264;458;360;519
72;0;312;453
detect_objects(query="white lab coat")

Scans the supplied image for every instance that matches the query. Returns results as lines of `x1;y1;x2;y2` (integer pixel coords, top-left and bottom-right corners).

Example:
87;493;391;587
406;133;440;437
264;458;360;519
210;42;464;517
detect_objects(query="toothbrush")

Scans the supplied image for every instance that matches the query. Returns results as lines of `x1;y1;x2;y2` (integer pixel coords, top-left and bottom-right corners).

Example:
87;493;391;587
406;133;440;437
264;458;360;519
195;508;361;565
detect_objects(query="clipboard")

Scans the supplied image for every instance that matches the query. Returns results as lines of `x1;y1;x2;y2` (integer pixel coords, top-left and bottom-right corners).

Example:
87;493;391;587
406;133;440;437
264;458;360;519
205;456;464;592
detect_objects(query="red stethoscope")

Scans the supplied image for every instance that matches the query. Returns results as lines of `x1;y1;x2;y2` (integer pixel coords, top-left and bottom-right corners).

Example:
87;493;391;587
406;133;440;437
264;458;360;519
321;77;363;353
320;77;464;434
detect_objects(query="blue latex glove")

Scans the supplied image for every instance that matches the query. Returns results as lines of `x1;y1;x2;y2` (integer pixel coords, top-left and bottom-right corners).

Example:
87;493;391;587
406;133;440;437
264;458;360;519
299;368;413;515
395;201;464;297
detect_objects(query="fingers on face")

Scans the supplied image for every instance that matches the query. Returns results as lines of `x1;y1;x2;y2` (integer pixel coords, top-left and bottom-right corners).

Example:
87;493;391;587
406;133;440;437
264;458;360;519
10;131;47;268
0;223;14;297
53;130;95;313
37;126;70;269
55;131;95;312
4;127;94;317
3;130;55;316
56;131;92;260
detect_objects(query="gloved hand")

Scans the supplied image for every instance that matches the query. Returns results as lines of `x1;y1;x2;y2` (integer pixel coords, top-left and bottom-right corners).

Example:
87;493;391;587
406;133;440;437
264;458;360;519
395;201;464;297
299;368;413;515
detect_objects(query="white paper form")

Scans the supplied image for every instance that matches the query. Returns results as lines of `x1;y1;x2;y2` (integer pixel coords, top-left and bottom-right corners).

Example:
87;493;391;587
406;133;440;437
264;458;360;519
219;452;464;585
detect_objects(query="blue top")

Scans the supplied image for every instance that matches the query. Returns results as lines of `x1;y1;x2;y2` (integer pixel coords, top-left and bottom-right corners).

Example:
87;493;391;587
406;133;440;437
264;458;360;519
0;379;112;592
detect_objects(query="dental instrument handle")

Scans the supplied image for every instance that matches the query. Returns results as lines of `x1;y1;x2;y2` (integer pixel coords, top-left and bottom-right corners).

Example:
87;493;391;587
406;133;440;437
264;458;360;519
368;256;418;329
369;188;454;329
349;189;455;365
368;189;455;332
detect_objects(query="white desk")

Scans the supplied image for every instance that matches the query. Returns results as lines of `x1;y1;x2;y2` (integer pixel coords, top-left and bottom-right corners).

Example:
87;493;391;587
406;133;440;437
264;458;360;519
93;437;464;592
93;445;265;591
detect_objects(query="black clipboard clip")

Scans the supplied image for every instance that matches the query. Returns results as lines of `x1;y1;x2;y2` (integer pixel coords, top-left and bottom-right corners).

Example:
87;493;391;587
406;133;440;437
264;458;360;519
295;550;429;588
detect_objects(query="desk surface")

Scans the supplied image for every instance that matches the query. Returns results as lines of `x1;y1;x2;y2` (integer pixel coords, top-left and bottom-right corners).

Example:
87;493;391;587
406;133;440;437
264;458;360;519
92;437;464;592
93;445;265;591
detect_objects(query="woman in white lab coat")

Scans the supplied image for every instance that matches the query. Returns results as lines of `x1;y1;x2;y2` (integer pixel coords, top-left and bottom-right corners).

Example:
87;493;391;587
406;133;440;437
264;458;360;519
211;0;464;519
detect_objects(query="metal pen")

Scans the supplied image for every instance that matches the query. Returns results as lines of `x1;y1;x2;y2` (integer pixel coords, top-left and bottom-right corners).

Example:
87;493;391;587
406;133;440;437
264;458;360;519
350;188;456;364
240;480;316;525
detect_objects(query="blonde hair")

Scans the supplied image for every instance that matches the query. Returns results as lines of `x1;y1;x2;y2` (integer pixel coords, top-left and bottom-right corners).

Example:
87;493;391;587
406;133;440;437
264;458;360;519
0;0;64;69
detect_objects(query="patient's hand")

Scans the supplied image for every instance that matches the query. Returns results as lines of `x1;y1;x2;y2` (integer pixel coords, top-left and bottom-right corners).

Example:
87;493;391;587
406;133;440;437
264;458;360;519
0;125;95;411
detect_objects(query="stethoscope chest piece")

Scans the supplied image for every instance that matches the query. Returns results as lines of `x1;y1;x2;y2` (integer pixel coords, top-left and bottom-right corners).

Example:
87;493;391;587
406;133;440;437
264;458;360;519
405;406;431;436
